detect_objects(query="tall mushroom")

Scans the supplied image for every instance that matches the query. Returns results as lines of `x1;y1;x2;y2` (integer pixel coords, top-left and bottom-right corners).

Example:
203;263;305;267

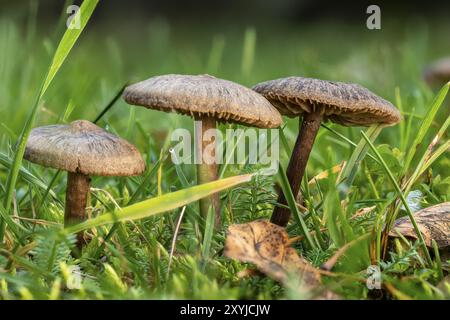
253;77;401;227
123;74;282;228
24;120;146;246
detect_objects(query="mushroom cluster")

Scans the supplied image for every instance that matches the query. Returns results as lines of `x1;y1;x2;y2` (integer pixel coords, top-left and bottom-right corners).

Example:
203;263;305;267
23;73;402;250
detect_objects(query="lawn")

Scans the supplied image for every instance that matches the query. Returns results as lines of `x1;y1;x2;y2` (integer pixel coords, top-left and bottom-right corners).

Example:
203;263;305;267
0;1;449;300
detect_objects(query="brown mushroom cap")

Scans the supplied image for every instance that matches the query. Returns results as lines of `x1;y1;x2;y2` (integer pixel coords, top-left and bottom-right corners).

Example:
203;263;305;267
252;77;401;126
24;120;146;176
389;202;450;248
123;74;282;128
423;57;450;85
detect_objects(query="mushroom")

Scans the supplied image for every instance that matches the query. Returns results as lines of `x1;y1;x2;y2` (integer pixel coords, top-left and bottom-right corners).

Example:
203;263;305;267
253;77;401;227
423;57;450;86
24;120;146;246
123;74;282;228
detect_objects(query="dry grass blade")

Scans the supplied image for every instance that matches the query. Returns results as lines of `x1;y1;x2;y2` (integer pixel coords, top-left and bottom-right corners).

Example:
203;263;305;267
351;206;377;220
307;161;345;186
168;206;186;275
224;220;339;299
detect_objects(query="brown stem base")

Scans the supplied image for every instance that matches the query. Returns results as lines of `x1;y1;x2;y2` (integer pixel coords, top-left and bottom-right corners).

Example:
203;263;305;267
271;111;323;227
195;116;221;229
65;172;90;247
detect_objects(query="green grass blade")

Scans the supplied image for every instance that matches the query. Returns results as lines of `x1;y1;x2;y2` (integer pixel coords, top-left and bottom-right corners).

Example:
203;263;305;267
207;35;225;74
61;100;76;123
0;202;27;239
406;114;450;190
419;140;450;177
0;152;58;200
171;151;191;188
219;128;245;179
361;131;432;266
42;0;99;93
386;88;449;235
277;163;317;249
278;124;292;159
3;93;41;214
432;240;444;281
323;177;355;247
241;27;256;78
127;156;165;204
400;82;449;177
93;83;128;124
201;206;215;270
1;0;99;240
394;87;407;151
321;123;380;164
37;170;62;211
65;174;253;234
1;123;18;141
338;124;383;190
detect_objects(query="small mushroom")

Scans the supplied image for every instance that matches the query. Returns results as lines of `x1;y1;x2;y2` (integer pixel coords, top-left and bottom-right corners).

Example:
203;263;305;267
123;74;282;228
423;57;450;86
389;202;450;249
24;120;146;246
253;77;401;226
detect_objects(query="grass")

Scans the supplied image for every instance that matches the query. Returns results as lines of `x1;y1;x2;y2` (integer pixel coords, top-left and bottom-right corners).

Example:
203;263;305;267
1;0;100;241
0;2;449;300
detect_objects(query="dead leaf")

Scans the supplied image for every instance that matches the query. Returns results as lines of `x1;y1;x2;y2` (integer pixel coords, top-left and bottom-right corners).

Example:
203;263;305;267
224;220;339;299
389;202;450;248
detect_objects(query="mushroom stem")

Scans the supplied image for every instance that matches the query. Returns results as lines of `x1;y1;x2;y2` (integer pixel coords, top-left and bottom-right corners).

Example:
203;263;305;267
195;116;221;229
65;172;90;246
271;111;323;227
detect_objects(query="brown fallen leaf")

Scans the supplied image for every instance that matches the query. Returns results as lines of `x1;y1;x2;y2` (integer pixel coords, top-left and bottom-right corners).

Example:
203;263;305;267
224;220;339;299
389;202;450;248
